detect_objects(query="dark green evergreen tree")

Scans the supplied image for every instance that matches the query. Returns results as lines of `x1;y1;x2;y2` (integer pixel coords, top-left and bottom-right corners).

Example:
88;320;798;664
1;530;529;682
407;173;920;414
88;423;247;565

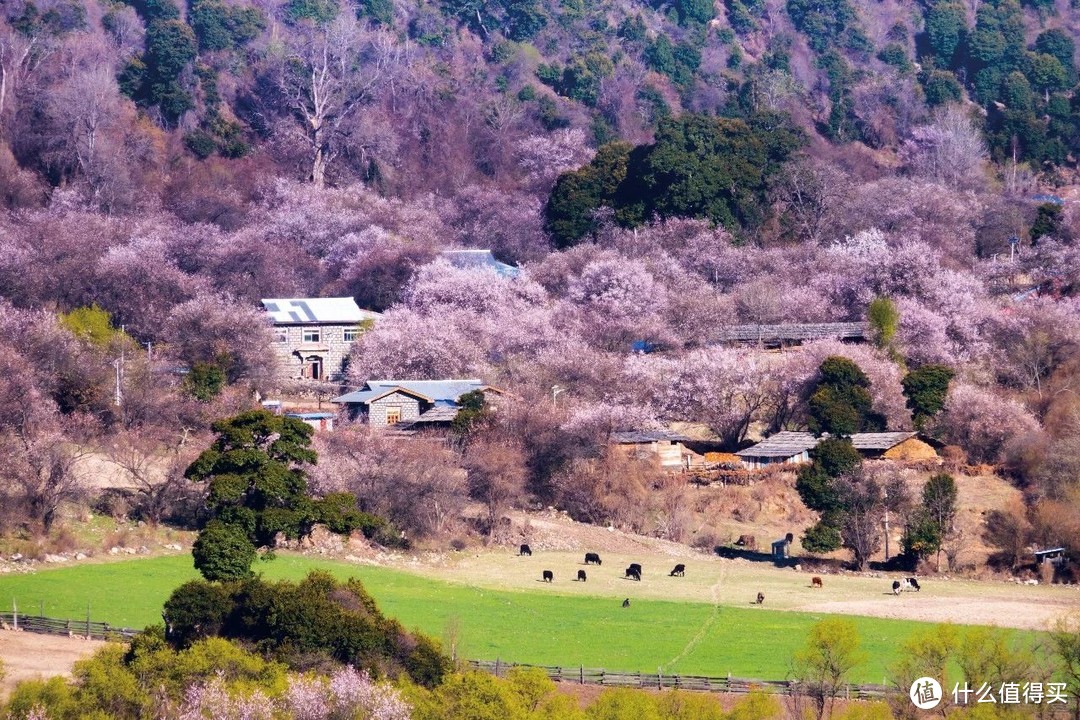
901;364;954;429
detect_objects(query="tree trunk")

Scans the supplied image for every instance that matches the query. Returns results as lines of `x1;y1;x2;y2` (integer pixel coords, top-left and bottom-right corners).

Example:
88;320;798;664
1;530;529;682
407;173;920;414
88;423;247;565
311;143;327;188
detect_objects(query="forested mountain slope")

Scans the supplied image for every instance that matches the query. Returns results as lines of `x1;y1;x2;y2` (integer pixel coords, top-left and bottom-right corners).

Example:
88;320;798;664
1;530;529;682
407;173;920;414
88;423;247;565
2;0;1080;568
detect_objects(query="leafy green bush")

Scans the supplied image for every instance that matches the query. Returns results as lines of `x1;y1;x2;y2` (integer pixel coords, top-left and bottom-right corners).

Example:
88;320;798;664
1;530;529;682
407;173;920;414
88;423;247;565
162;572;451;686
191;521;256;581
161;581;234;647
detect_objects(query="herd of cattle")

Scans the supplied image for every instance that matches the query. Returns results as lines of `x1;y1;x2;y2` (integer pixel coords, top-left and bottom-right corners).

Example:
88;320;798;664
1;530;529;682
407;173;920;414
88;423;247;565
523;544;686;584
518;544;924;601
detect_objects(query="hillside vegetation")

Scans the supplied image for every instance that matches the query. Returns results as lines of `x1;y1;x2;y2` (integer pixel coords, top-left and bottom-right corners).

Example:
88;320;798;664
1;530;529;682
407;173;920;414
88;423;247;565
2;0;1080;595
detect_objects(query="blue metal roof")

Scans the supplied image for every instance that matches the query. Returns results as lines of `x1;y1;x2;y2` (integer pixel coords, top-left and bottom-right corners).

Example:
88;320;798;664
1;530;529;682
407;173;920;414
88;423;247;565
333;379;490;405
439;250;520;279
286;412;336;420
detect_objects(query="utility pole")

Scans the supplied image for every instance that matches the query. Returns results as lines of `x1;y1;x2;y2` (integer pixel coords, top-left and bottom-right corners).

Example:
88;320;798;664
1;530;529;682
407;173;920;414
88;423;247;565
883;486;890;563
114;347;124;407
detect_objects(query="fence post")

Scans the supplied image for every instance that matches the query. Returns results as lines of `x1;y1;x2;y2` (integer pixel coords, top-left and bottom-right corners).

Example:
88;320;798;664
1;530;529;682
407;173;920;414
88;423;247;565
86;603;91;640
12;599;17;631
580;666;584;685
600;670;605;685
495;658;500;678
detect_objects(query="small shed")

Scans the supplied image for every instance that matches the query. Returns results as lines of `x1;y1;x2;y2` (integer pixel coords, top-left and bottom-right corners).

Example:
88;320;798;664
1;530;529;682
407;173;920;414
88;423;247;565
715;322;870;347
611;430;699;470
1034;547;1066;566
736;431;819;470
850;432;938;460
285;412;335;433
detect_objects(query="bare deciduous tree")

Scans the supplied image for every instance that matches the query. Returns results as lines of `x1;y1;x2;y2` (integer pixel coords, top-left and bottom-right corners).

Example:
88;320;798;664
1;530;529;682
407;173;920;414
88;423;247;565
271;17;400;187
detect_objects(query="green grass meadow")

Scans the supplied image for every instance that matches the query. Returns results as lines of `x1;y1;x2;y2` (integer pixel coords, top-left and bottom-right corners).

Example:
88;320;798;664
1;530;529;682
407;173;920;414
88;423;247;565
0;554;1033;683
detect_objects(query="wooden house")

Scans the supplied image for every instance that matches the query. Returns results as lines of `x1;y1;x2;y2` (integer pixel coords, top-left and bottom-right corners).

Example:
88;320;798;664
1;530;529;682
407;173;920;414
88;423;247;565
735;431;819;469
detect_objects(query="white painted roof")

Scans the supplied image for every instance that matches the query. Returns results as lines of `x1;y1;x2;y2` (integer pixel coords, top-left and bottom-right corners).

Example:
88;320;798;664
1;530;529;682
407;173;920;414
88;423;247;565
261;298;378;324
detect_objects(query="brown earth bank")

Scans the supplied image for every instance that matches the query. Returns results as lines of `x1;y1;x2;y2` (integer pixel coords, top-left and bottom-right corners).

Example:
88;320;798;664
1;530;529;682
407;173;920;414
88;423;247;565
0;630;107;700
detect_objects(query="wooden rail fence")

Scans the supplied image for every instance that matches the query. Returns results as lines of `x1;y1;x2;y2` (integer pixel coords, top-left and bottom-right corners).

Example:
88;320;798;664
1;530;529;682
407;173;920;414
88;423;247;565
1;610;893;700
466;659;892;700
0;611;138;641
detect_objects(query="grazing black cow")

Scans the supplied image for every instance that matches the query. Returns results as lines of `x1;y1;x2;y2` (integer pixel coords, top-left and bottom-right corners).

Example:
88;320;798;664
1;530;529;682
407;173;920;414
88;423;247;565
669;564;686;577
519;544;532;556
904;577;921;591
625;566;641;581
892;580;902;595
577;569;587;582
584;552;602;565
756;592;765;604
628;563;642;576
622;598;630;608
542;570;553;582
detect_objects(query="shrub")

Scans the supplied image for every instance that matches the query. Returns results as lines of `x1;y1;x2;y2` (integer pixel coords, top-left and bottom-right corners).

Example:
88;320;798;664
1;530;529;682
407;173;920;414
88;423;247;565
191;521;256;582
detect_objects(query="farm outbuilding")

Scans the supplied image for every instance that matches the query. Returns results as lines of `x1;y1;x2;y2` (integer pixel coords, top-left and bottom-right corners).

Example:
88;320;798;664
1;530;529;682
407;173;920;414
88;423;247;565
714;322;870;348
285;412;335;432
611;430;701;470
736;431;939;469
850;432;939;460
1034;547;1066;566
735;432;819;470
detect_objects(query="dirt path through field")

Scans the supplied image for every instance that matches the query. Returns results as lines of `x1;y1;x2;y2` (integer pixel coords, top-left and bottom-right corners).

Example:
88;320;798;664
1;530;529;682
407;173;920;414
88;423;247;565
663;567;726;671
0;630;107;700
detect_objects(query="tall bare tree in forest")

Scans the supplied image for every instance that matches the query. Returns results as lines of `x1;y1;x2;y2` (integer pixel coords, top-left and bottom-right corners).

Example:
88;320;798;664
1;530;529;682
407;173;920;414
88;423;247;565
274;17;397;187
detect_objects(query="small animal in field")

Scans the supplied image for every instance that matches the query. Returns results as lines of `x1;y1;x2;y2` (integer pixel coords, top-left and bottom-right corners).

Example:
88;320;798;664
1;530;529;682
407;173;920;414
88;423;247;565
904;577;921;591
756;592;765;604
811;576;823;589
625;566;641;581
892;580;902;595
542;570;553;582
519;544;532;556
628;563;642;576
584;552;602;565
577;569;587;582
622;598;630;608
669;563;686;577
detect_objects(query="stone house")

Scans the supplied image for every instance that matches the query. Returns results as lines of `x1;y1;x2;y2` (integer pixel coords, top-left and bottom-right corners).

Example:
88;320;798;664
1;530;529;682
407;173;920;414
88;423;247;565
261;297;380;383
332;379;501;428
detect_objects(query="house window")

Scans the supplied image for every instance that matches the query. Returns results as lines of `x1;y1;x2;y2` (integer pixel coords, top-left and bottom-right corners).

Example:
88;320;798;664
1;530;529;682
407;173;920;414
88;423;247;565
385;406;402;424
344;327;359;342
302;328;321;343
273;329;287;343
